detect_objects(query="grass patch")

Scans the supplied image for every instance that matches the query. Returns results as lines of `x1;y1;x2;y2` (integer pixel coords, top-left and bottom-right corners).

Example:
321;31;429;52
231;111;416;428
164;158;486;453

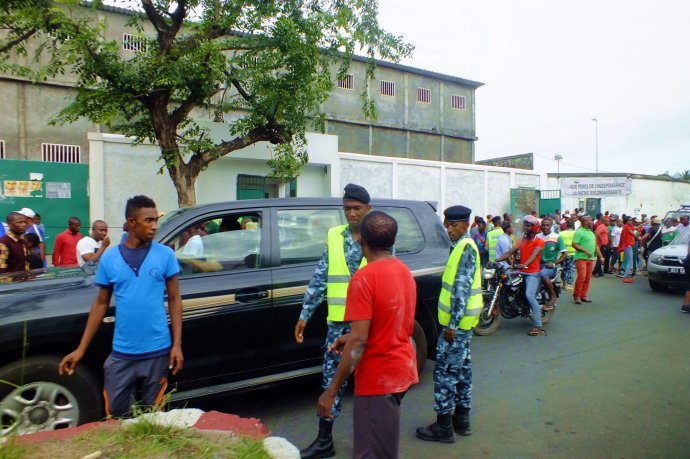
4;419;271;459
0;438;27;459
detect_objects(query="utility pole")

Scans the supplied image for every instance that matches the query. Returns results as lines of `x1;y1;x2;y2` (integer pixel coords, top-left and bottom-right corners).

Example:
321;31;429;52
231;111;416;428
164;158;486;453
554;154;563;174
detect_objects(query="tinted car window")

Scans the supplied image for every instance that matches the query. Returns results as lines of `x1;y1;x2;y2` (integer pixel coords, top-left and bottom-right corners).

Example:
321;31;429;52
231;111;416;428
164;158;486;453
379;206;424;254
172;212;263;274
277;209;343;265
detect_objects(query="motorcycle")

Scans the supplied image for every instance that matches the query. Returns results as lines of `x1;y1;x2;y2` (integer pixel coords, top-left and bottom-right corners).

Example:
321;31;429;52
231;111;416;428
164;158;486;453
473;261;560;336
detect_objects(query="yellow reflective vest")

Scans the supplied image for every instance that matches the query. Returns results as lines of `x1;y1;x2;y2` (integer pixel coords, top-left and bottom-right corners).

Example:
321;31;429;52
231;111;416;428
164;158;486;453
326;225;367;322
486;227;504;261
438;236;483;330
560;229;576;257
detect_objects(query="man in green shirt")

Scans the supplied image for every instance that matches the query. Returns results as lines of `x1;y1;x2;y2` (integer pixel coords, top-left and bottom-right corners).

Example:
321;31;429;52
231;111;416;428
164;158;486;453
571;216;604;304
536;216;567;310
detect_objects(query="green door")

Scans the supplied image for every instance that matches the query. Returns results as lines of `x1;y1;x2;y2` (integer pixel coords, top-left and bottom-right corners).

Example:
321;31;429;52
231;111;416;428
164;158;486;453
237;175;267;200
510;188;539;217
539;190;561;216
585;198;601;217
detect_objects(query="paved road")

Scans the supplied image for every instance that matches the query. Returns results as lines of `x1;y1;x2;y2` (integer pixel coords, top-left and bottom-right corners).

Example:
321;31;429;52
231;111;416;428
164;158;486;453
189;274;690;458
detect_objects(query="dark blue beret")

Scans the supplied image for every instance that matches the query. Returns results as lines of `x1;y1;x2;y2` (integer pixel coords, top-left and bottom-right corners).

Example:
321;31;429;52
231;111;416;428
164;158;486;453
444;205;472;222
343;183;370;204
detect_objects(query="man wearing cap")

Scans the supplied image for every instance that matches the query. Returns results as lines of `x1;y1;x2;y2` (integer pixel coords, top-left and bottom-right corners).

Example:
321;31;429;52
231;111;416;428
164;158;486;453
294;183;371;459
0;212;29;275
495;215;546;335
416;205;482;443
20;208;46;267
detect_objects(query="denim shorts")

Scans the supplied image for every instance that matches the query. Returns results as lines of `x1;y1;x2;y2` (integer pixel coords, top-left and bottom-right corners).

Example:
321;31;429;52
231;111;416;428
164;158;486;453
539;265;556;278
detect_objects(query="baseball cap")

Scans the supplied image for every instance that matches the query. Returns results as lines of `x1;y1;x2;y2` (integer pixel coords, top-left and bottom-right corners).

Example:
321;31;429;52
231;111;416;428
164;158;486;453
652;217;661;224
17;207;36;218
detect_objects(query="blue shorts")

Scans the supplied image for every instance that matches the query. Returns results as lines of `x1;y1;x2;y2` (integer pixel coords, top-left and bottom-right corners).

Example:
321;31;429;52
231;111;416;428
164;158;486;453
103;353;169;417
539;265;556;278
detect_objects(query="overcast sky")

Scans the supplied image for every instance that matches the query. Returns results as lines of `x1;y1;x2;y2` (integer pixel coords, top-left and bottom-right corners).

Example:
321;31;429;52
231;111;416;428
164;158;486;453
377;0;690;175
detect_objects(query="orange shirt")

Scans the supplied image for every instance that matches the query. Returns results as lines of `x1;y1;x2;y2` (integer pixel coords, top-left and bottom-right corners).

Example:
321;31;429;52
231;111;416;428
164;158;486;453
520;236;545;274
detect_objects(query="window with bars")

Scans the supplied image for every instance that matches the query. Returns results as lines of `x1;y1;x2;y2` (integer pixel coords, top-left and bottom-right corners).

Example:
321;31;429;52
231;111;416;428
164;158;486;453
0;140;5;159
122;33;147;52
337;74;354;90
451;94;466;110
417;87;431;104
41;143;81;163
379;80;396;97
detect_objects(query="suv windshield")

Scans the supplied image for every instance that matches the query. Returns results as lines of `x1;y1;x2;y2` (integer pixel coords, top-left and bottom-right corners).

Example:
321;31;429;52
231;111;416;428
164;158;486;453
671;228;690;245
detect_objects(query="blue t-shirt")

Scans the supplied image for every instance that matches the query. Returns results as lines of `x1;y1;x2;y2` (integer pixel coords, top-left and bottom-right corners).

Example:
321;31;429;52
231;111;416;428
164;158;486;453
96;242;180;355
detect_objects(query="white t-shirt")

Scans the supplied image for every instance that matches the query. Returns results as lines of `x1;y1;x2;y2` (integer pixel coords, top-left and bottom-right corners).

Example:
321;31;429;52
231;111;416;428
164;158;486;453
76;236;102;267
611;226;623;247
182;234;204;258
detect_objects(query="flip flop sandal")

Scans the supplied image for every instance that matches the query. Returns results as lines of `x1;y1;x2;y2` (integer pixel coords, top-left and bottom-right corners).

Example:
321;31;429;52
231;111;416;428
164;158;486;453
543;303;556;311
528;326;547;336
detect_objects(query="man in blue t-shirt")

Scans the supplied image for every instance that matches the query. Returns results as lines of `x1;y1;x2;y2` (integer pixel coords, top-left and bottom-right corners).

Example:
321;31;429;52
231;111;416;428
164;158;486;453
59;195;183;418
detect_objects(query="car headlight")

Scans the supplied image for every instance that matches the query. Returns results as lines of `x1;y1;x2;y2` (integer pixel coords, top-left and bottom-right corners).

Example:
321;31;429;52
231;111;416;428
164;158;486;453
483;268;496;280
650;254;662;264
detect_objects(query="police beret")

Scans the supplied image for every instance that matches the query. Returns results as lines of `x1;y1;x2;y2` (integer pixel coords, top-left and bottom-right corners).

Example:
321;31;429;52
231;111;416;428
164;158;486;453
343;183;370;204
444;205;472;222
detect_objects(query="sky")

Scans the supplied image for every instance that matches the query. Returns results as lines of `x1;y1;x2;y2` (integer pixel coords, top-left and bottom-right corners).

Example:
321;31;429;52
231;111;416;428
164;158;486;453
376;0;690;176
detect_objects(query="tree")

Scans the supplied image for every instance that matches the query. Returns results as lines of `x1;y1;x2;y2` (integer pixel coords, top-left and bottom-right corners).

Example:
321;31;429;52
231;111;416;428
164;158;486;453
674;169;690;182
0;0;412;206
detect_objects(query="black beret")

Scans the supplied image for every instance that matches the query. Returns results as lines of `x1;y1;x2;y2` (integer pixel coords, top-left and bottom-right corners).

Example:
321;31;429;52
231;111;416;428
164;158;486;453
343;183;371;204
444;205;472;222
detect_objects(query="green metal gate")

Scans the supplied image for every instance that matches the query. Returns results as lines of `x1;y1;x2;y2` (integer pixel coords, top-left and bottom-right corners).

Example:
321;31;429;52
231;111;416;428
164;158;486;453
0;159;89;253
539;189;561;216
510;188;540;217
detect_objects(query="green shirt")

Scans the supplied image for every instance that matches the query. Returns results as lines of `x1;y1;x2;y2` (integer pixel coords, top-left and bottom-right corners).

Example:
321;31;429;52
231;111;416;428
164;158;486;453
537;232;566;264
573;227;597;261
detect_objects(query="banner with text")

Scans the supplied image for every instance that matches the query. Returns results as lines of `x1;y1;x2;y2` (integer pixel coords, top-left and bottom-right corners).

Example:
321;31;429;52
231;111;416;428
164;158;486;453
560;177;632;197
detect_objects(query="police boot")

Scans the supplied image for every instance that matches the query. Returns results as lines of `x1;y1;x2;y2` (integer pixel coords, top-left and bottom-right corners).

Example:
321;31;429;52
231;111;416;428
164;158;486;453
300;418;335;459
452;407;472;436
415;413;456;443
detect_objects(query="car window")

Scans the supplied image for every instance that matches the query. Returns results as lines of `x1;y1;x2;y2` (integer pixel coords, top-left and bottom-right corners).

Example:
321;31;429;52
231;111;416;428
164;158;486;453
378;206;425;254
169;212;263;274
671;227;690;245
277;208;343;265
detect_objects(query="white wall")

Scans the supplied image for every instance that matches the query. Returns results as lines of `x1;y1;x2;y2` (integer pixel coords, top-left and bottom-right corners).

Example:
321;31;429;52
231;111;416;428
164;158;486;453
545;175;690;217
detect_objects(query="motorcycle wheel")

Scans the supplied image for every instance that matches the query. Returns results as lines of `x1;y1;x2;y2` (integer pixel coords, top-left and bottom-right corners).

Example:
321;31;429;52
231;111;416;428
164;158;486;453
473;293;502;336
537;307;556;325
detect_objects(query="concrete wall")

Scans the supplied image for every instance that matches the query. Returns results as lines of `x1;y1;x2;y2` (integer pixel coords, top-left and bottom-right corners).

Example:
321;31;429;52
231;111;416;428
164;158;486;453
545;175;690;217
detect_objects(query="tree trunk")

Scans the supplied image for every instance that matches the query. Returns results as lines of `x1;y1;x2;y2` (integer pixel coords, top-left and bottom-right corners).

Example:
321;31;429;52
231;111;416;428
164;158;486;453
168;162;198;208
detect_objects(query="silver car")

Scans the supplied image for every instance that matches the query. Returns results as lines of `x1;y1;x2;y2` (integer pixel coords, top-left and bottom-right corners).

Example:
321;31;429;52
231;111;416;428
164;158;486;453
648;228;690;291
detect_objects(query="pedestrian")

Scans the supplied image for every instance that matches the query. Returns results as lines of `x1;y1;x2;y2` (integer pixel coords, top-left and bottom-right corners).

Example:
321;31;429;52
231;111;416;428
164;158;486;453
618;216;638;283
76;220;111;267
572;216;604;304
316;211;418;459
416;205;482;443
294;183;371;459
610;217;623;273
472;218;489;267
485;215;494;232
559;220;576;290
494;221;514;268
536;215;567;310
52;216;83;267
19;208;46;266
0;212;29;275
641;217;663;267
59;195;183;418
495;215;546;335
677;215;689;234
24;233;43;270
486;216;503;262
592;216;610;277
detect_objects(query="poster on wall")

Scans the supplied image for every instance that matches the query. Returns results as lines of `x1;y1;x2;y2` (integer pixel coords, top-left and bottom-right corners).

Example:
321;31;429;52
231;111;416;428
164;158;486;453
46;182;72;199
561;177;632;198
3;179;45;197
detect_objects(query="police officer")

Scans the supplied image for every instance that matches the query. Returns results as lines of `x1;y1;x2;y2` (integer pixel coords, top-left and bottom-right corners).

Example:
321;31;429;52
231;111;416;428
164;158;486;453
294;183;371;459
416;205;482;444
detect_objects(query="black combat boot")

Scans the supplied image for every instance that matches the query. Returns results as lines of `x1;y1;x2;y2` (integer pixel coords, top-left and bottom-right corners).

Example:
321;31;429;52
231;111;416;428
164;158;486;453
415;413;456;443
300;418;336;459
452;407;472;436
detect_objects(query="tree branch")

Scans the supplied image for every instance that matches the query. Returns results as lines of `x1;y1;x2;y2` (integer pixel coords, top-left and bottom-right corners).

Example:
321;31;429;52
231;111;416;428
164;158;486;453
0;27;38;54
140;0;169;35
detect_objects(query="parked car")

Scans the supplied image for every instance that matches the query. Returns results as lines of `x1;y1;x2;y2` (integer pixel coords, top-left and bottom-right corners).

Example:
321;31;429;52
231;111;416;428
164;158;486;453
0;198;449;436
647;227;690;291
663;203;690;222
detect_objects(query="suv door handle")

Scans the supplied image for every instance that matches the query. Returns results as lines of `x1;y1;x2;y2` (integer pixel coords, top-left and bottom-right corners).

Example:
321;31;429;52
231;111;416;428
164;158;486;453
235;290;269;302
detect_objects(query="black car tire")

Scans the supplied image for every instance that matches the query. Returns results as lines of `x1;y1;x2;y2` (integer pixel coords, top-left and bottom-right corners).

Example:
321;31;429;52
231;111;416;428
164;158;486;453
411;320;427;374
649;279;667;292
0;356;102;436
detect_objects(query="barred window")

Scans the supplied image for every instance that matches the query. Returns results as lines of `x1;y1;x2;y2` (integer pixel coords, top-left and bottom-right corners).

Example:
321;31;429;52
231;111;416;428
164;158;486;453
380;80;396;97
337;74;354;90
41;143;81;163
122;33;147;52
0;140;5;159
451;94;466;110
417;87;431;104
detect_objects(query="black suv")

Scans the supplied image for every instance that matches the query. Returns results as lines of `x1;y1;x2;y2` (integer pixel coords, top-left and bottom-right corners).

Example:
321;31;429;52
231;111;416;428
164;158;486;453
0;198;449;436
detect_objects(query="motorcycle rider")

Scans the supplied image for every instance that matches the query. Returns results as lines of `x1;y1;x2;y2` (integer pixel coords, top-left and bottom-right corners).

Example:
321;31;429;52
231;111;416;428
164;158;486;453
495;215;546;336
536;215;567;311
416;205;482;443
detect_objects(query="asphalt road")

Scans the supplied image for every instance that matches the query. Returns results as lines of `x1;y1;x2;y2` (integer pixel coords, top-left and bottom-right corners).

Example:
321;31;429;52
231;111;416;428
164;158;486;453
188;274;690;458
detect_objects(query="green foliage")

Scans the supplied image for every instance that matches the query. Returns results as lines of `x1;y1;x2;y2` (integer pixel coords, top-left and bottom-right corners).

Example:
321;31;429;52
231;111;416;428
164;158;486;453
0;0;412;206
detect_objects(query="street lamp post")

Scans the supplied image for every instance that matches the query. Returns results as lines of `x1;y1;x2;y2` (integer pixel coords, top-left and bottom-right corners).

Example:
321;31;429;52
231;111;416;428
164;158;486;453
554;154;563;174
591;118;598;173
